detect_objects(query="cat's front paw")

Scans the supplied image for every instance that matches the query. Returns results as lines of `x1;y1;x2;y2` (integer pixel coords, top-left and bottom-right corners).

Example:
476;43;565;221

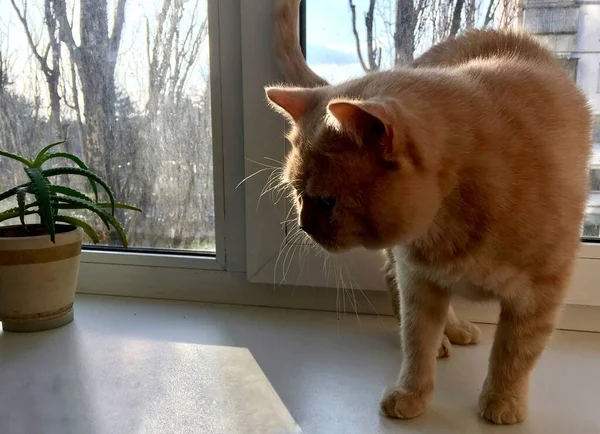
437;334;451;358
380;385;431;419
478;388;527;424
445;319;481;345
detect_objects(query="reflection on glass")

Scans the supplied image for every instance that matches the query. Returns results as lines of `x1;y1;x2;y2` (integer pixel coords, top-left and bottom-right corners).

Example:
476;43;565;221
0;0;215;251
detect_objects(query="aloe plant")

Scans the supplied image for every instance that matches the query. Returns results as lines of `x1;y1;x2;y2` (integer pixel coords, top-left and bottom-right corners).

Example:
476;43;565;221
0;141;141;246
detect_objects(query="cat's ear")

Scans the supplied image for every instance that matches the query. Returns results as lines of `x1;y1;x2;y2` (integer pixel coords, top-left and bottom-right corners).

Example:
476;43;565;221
326;98;399;161
265;86;316;122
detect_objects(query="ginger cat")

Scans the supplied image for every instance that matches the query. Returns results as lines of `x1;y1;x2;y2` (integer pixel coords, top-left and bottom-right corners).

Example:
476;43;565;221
266;0;591;425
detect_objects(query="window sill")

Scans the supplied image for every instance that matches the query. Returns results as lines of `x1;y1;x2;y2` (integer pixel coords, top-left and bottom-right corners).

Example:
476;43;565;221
2;294;600;433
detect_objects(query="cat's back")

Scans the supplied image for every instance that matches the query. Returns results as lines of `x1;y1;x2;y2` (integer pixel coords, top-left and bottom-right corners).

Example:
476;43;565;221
459;54;591;160
412;29;558;70
406;31;592;273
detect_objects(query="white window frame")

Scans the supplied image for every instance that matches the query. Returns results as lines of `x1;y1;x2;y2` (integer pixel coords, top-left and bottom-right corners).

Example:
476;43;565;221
76;0;600;331
241;0;600;308
78;0;245;286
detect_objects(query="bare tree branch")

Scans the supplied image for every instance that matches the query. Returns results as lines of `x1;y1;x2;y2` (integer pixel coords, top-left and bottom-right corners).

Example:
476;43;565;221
0;51;10;92
52;0;80;65
10;0;64;137
146;0;208;112
465;0;476;30
483;0;499;27
10;0;50;75
68;59;85;146
146;0;171;115
450;0;465;37
110;0;128;61
174;0;207;103
364;0;381;70
349;0;370;72
498;0;520;29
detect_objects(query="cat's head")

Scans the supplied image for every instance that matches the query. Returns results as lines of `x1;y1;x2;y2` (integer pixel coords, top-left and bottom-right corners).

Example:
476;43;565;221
266;85;443;252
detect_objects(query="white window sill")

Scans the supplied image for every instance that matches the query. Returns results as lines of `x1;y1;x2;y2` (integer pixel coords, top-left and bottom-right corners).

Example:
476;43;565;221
1;294;600;433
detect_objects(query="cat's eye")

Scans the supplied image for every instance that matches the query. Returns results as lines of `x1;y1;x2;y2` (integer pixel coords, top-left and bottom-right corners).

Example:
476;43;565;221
319;197;336;210
297;192;336;210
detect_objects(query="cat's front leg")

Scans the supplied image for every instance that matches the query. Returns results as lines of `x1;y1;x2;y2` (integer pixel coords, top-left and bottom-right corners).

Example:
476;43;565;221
479;293;563;424
380;270;450;419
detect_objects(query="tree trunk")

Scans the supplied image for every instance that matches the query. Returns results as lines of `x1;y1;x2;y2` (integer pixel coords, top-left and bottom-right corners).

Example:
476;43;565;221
0;51;7;92
465;0;476;30
394;0;416;66
365;0;380;71
449;0;465;37
76;1;115;182
47;74;62;140
45;0;63;140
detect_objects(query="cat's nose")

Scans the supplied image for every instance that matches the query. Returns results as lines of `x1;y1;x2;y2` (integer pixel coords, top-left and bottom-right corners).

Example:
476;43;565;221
298;215;316;236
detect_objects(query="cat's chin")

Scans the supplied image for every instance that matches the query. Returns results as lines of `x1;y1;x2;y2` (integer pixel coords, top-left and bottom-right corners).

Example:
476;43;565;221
311;239;353;254
362;238;408;251
317;244;351;254
318;238;403;253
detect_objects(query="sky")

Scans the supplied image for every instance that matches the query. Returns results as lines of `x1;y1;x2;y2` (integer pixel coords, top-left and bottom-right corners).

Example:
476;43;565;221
1;1;599;111
0;0;368;100
305;0;368;83
304;0;509;83
0;0;365;109
0;0;210;111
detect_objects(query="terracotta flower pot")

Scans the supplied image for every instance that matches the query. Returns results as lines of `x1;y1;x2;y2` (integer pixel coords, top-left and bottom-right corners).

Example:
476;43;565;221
0;224;83;332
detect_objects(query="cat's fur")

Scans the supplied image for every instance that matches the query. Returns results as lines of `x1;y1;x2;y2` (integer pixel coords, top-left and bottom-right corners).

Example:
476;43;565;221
274;0;482;359
267;0;592;425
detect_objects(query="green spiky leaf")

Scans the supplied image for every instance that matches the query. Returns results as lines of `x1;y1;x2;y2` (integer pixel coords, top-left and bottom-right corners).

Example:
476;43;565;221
0;150;34;167
54;215;100;244
40;152;98;201
96;202;142;212
0;209;37;225
33;140;65;166
16;187;28;227
24;167;55;242
42;167;115;214
0;182;31;203
51;196;111;230
50;185;93;203
103;214;128;248
51;196;129;247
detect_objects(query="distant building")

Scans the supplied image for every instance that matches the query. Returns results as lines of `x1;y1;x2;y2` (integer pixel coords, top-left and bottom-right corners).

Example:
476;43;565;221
521;0;600;237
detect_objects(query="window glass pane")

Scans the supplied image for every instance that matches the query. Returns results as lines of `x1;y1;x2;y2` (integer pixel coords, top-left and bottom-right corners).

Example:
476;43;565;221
0;0;215;252
306;0;600;240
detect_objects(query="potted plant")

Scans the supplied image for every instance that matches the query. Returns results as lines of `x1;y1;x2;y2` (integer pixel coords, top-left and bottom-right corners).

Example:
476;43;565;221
0;141;140;332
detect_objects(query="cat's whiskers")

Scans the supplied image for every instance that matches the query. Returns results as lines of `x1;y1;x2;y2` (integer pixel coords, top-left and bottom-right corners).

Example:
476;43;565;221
282;230;305;282
263;175;289;205
294;239;311;286
341;262;392;332
280;218;296;226
273;227;301;287
245;157;280;170
262;156;284;165
337;262;362;331
236;167;277;190
276;228;304;284
266;171;370;330
259;169;285;210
